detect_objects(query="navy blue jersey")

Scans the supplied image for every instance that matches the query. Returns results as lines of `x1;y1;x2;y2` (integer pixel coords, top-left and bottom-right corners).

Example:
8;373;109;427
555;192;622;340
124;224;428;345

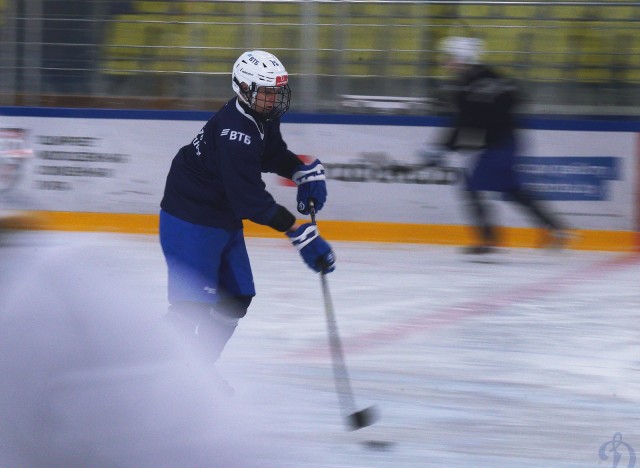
161;97;302;230
444;64;519;150
440;65;523;193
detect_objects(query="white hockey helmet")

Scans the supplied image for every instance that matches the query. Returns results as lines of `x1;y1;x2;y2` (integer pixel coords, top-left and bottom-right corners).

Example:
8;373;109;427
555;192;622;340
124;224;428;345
439;36;484;65
232;50;291;120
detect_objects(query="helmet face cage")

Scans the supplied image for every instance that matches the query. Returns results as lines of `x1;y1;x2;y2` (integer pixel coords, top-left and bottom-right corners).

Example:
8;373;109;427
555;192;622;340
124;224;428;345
232;50;291;121
250;84;291;121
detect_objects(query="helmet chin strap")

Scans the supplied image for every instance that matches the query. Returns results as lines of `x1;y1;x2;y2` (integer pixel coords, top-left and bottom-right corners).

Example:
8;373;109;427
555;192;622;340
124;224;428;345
233;77;254;107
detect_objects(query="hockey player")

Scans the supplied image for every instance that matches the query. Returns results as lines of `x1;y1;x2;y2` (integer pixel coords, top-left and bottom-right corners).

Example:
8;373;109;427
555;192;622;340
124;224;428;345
425;36;568;254
159;50;335;368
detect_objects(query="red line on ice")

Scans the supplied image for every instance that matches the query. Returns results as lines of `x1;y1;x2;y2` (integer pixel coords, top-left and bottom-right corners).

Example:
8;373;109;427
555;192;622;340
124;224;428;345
292;251;640;359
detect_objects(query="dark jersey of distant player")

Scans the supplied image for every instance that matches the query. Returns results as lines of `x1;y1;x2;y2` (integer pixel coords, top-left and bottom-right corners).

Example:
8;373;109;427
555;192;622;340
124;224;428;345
442;64;522;193
444;64;519;151
161;97;301;230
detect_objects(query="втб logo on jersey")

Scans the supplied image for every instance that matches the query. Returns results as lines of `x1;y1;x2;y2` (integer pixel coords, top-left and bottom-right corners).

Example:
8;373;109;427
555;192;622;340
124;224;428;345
192;128;205;156
221;129;251;145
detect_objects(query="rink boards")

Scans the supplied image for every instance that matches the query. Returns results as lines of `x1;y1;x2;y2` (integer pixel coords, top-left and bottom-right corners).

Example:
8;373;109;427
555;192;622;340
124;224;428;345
1;107;638;251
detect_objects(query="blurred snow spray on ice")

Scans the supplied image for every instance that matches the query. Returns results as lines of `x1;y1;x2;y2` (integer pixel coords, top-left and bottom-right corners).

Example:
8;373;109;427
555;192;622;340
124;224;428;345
0;236;280;466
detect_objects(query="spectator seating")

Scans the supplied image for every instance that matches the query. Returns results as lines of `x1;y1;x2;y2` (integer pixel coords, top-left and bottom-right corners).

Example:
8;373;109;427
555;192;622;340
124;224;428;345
101;1;640;87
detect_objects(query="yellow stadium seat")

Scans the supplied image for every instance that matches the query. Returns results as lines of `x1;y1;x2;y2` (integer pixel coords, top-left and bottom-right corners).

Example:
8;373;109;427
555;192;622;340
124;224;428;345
527;27;570;82
596;5;640;82
193;2;245;74
417;2;470;79
455;3;538;78
340;3;389;76
102;15;147;75
102;14;190;75
135;1;177;15
244;2;302;66
103;9;246;76
611;33;640;83
188;23;242;75
249;23;300;68
255;1;301;20
183;0;245;18
311;3;345;77
337;2;426;78
385;4;424;78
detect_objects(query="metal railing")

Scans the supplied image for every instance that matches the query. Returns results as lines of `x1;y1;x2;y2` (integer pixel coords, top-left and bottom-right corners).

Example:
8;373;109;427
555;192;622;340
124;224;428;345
1;0;639;115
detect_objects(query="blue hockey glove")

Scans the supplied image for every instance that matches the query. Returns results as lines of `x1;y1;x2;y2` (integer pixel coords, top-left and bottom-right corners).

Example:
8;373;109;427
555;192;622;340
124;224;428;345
292;160;327;215
286;223;336;274
420;145;447;167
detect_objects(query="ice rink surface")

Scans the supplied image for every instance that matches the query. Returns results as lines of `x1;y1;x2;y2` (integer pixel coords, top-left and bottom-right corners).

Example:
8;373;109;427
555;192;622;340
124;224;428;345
0;231;638;467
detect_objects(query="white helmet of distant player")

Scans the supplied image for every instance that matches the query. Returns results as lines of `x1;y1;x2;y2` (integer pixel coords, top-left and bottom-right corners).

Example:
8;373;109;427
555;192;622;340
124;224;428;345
232;50;291;121
440;36;484;65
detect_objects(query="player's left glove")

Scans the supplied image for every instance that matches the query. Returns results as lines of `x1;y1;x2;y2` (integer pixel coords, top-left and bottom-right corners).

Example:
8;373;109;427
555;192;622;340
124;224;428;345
293;159;327;215
286;223;336;274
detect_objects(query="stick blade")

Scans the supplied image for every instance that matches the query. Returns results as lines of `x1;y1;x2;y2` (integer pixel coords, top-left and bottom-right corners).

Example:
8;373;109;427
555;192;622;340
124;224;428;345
347;405;378;431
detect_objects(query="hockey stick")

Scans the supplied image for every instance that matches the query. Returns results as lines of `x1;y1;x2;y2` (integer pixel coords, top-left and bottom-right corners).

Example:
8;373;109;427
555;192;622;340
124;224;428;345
309;201;377;431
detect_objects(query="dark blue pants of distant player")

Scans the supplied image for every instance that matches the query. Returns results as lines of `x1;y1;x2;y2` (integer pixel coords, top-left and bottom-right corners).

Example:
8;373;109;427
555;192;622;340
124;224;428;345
464;136;561;245
159;210;255;361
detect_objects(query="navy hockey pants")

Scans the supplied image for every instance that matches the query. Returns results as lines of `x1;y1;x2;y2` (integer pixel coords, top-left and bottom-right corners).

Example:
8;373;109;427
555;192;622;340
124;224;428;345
159;210;256;306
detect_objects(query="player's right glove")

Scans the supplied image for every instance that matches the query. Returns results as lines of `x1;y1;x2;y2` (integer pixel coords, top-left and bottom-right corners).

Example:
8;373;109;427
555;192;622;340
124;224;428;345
420;145;447;167
286;223;336;274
